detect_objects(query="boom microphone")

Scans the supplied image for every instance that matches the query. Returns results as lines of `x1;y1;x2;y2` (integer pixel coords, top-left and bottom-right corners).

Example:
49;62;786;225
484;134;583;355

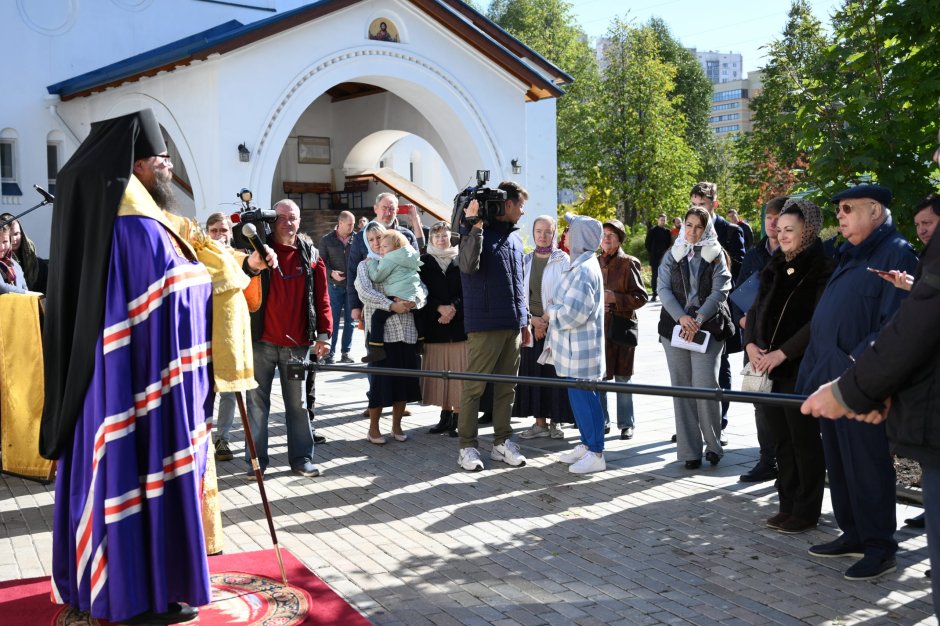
242;222;283;277
34;185;55;203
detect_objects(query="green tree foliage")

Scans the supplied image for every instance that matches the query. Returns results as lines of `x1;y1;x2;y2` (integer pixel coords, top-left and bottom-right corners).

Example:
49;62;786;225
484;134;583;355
743;0;828;208
736;0;940;239
487;0;600;189
594;19;697;227
646;18;716;179
793;0;940;223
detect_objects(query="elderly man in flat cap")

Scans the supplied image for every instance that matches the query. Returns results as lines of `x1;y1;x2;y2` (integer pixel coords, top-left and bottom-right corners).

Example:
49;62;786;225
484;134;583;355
796;184;918;581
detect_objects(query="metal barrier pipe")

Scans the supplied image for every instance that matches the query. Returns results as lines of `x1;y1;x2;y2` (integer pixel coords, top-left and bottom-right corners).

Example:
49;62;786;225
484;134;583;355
303;361;807;410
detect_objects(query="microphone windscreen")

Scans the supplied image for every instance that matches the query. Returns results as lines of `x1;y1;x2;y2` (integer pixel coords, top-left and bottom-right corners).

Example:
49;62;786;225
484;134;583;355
242;222;257;237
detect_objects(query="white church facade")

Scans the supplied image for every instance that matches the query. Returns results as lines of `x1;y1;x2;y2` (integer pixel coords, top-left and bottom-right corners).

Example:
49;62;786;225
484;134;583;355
2;0;570;252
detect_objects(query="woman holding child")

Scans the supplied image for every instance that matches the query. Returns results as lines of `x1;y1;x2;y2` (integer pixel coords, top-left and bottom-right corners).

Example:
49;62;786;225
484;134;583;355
355;221;426;444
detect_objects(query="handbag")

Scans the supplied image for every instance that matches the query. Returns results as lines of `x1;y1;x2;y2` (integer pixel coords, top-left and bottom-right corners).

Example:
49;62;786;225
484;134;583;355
740;272;808;393
740;361;772;392
609;314;638;347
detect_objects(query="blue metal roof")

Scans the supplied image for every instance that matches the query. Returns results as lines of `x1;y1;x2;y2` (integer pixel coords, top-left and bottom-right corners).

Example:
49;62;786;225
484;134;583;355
47;20;246;97
47;0;568;100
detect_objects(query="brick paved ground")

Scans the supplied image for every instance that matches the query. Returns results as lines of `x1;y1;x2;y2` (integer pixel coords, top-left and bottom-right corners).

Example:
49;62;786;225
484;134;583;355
1;302;935;625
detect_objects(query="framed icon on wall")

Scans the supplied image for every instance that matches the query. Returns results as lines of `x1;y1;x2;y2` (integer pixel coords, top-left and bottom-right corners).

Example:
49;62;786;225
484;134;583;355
297;136;331;164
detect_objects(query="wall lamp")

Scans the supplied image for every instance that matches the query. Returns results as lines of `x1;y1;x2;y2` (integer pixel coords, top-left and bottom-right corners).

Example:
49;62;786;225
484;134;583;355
511;158;521;175
237;142;250;162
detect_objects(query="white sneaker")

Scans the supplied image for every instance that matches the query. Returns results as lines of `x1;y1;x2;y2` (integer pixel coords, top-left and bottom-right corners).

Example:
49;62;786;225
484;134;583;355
549;423;564;439
458;447;484;472
491;440;526;466
519;424;550;439
557;443;589;464
569;451;605;474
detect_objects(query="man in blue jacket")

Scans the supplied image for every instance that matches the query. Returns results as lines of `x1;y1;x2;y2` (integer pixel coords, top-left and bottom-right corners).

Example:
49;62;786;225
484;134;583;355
797;184;918;581
456;181;531;472
803;193;940;611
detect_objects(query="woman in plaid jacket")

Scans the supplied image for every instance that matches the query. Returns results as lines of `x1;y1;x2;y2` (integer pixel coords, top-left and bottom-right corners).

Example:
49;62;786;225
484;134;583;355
543;213;607;474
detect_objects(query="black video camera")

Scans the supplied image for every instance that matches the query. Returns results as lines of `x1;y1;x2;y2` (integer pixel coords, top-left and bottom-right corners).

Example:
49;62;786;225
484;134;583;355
230;188;278;249
451;170;506;229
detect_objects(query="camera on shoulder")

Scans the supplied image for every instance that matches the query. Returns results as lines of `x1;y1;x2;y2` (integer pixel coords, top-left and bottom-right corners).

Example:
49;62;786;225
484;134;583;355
230;187;279;249
451;170;507;230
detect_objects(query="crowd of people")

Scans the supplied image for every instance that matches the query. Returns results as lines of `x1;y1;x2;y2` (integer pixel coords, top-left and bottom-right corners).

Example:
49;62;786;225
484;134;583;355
4;105;939;622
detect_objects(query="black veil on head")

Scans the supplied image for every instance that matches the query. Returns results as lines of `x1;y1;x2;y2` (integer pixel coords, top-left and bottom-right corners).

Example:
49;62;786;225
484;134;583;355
40;109;166;459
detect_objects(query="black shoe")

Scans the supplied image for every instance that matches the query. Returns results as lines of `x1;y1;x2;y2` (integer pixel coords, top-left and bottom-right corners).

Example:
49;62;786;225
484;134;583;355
844;554;897;581
604;425;611;435
361;345;387;363
313;433;327;444
620;427;634;440
478;412;492;424
739;462;778;483
927;569;932;579
721;416;728;431
684;459;702;470
429;410;453;435
766;512;790;529
670;434;677;443
777;516;817;534
904;512;926;528
705;451;721;466
124;603;199;625
808;538;865;559
447;413;459;437
719;435;728;446
321;354;335;365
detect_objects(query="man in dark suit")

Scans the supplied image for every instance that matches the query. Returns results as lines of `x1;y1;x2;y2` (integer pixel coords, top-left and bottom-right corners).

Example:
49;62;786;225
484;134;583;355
691;182;745;436
727;209;754;251
644;213;672;299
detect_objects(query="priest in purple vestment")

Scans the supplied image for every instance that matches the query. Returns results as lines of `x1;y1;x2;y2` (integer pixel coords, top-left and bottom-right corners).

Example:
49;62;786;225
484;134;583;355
40;109;212;624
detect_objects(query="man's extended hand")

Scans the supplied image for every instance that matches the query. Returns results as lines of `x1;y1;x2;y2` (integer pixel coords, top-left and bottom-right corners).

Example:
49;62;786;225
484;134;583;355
313;340;330;358
248;244;278;271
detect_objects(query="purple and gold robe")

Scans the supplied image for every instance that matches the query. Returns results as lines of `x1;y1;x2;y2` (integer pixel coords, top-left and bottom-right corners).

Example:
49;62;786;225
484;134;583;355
50;178;213;622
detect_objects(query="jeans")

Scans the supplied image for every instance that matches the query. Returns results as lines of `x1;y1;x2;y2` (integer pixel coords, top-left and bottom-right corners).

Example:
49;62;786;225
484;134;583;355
328;283;354;355
216;392;236;442
601;375;634;429
245;341;314;472
568;387;605;453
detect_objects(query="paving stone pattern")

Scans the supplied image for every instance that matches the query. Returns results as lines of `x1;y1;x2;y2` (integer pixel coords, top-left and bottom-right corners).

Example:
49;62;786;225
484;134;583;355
1;302;935;625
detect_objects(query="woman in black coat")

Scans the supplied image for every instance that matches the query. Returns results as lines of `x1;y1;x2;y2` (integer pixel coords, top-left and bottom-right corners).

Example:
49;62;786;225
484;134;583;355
745;199;835;534
419;221;467;435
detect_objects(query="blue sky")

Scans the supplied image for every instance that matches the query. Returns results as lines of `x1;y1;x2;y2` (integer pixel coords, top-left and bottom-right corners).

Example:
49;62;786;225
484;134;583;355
567;0;842;74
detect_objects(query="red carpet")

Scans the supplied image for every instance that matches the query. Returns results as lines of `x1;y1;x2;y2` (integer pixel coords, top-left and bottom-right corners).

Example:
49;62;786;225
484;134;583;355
0;549;371;625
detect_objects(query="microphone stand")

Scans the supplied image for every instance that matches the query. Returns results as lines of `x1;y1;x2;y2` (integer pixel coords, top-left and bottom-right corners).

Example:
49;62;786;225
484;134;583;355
0;188;53;229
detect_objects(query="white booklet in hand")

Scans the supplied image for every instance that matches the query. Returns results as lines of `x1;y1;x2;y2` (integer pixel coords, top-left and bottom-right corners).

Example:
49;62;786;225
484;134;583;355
670;325;710;353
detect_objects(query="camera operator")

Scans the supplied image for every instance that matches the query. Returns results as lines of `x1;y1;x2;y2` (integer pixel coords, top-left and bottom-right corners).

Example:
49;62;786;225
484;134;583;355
245;199;332;478
455;181;531;472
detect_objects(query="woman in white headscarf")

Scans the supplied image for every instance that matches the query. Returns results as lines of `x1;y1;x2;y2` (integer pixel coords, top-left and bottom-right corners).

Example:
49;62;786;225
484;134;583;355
656;206;733;470
419;221;466;436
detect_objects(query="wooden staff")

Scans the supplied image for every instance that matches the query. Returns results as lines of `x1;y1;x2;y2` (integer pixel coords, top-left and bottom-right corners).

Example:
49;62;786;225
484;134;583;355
235;391;288;586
